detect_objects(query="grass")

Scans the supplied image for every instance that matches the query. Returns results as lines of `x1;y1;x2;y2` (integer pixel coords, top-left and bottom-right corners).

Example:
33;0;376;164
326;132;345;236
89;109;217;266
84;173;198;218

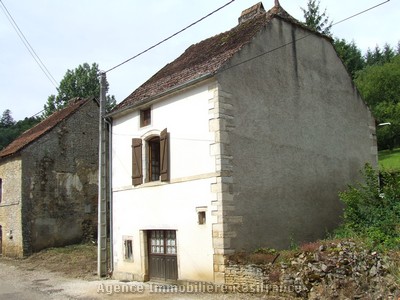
378;148;400;170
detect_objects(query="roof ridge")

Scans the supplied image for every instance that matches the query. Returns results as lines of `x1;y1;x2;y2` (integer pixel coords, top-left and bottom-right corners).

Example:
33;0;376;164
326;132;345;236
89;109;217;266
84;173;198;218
111;2;301;114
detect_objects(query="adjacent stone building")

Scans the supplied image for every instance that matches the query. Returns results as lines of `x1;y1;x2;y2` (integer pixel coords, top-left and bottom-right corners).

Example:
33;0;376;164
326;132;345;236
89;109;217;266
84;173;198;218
0;97;99;257
109;2;377;283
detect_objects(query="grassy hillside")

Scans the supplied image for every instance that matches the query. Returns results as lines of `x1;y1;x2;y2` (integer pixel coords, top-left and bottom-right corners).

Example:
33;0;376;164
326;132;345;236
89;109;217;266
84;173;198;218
379;148;400;170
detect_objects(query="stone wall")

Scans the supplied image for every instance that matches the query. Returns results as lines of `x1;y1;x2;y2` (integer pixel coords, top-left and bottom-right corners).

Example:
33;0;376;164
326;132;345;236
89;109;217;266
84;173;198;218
21;99;99;255
0;157;24;257
208;82;240;283
224;240;399;299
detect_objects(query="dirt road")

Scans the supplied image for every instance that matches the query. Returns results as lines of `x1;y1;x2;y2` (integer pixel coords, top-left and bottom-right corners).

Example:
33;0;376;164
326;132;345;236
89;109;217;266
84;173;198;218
0;260;285;300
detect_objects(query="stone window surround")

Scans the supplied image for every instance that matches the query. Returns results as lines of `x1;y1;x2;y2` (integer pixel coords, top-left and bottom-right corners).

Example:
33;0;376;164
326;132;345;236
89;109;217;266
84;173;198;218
122;235;134;262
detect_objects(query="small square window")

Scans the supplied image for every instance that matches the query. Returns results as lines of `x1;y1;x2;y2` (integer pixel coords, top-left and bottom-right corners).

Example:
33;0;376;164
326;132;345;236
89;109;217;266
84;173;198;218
140;108;151;127
124;239;133;261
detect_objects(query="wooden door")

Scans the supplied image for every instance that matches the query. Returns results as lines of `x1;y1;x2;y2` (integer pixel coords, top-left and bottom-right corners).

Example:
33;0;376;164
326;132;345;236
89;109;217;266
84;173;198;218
148;230;177;281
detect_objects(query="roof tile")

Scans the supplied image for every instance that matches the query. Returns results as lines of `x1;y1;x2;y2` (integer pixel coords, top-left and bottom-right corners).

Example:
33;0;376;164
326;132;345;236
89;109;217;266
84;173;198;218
113;3;299;114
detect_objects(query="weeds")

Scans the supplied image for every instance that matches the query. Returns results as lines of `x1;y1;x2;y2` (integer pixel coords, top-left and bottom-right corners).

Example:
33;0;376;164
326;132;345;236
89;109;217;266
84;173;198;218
336;164;400;251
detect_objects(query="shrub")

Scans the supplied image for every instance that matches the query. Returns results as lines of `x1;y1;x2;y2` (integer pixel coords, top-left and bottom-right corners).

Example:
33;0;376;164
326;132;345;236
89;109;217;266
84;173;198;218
336;164;400;250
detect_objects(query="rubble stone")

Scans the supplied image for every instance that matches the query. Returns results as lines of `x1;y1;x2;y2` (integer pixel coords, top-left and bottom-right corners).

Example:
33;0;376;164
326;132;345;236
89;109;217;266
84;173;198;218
226;239;400;298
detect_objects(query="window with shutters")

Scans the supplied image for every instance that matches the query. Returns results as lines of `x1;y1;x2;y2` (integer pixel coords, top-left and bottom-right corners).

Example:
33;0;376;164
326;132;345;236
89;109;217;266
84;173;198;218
131;128;169;186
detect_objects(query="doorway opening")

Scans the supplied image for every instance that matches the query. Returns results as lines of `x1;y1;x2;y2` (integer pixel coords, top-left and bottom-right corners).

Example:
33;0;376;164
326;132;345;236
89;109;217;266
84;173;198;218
147;230;177;281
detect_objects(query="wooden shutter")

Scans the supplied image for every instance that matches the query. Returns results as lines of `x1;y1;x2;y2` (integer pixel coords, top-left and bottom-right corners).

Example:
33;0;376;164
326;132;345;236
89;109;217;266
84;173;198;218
132;138;143;186
160;128;169;182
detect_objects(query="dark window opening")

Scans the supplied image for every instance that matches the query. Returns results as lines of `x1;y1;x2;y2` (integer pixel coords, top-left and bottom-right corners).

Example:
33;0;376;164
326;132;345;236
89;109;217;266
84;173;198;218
124;239;133;260
148;137;160;182
140;108;151;127
198;211;206;225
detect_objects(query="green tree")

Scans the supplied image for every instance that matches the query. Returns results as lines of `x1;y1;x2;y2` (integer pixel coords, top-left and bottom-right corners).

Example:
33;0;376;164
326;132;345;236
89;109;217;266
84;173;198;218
382;43;395;63
333;38;365;79
365;44;396;66
0;110;40;150
43;62;116;117
301;0;332;36
355;55;400;107
374;102;400;150
355;56;400;149
0;109;15;128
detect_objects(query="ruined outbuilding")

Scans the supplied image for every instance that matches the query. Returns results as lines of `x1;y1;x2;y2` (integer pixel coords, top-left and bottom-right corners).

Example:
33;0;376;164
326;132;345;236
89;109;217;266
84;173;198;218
0;97;99;257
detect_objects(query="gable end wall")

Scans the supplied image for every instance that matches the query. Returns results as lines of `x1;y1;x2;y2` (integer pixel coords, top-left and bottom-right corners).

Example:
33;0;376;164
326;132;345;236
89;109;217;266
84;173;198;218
216;18;377;253
20;100;99;255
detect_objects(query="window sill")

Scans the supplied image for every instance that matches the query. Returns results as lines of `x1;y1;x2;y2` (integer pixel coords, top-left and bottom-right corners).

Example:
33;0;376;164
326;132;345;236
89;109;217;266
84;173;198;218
112;181;168;192
140;180;168;188
0;202;20;207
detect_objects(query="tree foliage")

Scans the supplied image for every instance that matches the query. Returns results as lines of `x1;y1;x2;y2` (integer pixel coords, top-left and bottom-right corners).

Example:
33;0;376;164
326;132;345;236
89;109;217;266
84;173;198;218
301;0;332;36
0;110;41;150
374;102;400;150
355;55;400;107
337;164;400;250
333;38;365;79
365;44;397;66
43;62;116;117
355;55;400;149
0;109;15;128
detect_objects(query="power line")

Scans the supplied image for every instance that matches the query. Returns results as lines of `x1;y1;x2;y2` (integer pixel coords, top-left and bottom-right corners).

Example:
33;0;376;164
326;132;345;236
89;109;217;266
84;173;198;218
104;0;235;74
0;0;58;89
221;0;391;73
16;0;392;120
331;0;390;27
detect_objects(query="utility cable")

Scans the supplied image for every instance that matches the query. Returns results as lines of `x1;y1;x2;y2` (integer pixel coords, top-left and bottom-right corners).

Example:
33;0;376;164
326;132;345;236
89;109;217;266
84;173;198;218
103;0;235;74
331;0;390;27
23;0;392;120
220;0;391;73
0;0;59;89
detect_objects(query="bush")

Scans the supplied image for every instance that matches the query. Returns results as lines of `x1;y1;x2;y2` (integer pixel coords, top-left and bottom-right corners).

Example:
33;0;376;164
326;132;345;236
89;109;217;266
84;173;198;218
336;164;400;250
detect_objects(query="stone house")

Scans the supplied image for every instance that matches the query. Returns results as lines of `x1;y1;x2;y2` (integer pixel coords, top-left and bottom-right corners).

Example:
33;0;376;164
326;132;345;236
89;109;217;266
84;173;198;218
0;97;99;257
108;2;377;283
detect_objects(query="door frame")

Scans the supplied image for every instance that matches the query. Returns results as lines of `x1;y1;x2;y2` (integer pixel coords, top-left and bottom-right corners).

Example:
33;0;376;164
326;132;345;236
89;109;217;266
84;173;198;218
146;229;178;282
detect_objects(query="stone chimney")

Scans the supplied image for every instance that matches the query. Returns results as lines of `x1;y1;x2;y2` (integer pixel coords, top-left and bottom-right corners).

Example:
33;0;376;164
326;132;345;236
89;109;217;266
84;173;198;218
238;2;266;24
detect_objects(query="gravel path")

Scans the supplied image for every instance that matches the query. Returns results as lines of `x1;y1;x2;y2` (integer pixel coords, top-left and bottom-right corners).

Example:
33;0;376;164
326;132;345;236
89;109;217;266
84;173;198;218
0;259;286;299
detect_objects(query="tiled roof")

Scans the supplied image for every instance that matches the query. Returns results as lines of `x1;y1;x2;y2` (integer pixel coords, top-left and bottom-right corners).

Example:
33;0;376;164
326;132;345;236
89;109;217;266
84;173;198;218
112;2;299;114
0;97;96;159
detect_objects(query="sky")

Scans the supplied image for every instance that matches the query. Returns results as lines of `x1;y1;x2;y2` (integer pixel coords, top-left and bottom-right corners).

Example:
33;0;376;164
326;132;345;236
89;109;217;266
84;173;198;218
0;0;398;121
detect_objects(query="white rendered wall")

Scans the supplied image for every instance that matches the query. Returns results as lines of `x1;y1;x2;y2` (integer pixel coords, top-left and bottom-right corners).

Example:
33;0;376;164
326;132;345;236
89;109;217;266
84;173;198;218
112;81;217;281
112;82;216;189
113;178;215;281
